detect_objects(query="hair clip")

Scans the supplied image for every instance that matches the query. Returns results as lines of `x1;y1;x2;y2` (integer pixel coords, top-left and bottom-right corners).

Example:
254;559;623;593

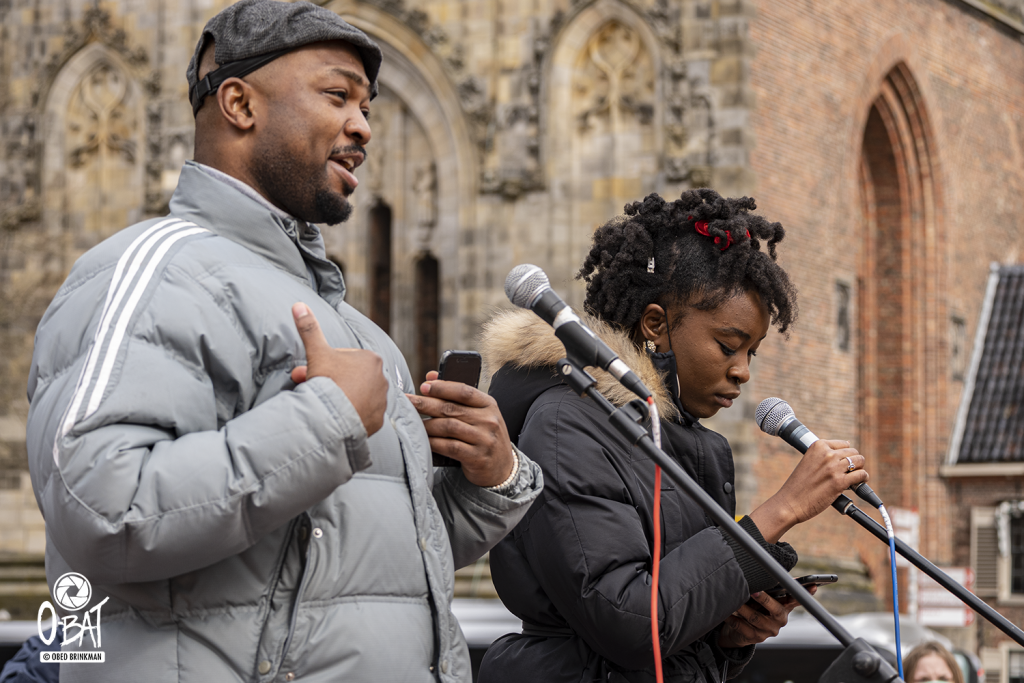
647;257;655;273
692;217;751;251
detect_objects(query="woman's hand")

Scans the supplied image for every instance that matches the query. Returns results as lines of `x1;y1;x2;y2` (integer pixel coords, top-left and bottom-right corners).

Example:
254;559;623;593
717;586;816;649
748;439;869;543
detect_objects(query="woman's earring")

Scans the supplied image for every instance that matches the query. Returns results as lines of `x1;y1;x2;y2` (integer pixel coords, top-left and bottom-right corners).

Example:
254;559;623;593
645;340;657;353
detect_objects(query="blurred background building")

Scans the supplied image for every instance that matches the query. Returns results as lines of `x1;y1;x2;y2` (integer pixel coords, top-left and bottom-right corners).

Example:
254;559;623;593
2;0;1024;677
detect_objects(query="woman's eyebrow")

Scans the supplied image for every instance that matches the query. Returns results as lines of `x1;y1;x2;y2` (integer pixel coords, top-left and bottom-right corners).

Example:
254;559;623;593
715;326;751;341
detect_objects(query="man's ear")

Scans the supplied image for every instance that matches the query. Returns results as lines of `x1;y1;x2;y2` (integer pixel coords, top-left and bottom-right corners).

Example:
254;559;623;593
638;303;668;348
215;77;257;131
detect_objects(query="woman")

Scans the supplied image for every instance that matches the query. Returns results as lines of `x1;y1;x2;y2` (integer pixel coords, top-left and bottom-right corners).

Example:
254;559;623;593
477;189;870;682
904;643;964;683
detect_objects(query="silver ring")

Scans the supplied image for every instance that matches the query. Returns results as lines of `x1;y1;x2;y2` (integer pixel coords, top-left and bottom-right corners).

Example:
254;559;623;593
845;456;855;473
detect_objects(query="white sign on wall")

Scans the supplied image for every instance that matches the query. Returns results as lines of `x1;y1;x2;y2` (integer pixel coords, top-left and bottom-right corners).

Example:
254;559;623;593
918;567;975;627
892;507;920;568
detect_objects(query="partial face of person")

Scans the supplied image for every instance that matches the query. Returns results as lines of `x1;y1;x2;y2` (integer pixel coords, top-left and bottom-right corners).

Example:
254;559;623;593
912;653;956;683
662;289;770;419
249;41;372;225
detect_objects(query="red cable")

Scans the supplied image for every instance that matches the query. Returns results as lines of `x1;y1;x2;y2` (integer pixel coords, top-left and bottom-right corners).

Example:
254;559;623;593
651;463;664;683
646;395;665;683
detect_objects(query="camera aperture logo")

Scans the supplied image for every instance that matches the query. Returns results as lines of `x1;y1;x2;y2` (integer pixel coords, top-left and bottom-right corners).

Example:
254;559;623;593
37;572;109;663
54;573;90;610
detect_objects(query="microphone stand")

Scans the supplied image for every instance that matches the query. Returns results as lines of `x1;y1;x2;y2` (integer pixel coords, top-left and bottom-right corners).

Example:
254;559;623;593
554;355;902;683
832;495;1024;647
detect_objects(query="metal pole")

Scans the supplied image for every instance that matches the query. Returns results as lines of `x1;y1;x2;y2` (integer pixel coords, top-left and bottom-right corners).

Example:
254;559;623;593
833;496;1024;648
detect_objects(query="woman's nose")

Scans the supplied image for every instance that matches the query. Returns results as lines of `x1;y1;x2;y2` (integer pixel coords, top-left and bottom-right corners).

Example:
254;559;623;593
729;358;751;384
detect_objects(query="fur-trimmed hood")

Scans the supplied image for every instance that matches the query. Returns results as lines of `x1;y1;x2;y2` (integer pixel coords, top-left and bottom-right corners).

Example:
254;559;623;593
479;308;679;419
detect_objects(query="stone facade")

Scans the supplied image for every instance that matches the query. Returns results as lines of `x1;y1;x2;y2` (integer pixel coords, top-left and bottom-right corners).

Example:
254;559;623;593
2;0;1024;652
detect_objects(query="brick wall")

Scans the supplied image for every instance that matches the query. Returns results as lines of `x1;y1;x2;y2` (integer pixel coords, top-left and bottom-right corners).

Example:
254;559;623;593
743;0;1024;611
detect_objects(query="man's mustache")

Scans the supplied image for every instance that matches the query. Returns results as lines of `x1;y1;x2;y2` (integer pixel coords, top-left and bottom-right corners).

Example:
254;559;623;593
332;144;367;160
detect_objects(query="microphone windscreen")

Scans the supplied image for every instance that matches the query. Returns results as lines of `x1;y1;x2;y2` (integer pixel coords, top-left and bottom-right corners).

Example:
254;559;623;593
756;397;793;436
505;264;549;309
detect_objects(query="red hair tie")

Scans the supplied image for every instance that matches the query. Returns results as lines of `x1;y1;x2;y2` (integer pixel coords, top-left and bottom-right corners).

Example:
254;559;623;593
690;217;750;250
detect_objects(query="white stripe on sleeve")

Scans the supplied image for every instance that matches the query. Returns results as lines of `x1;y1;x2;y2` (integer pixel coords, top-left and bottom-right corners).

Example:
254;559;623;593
53;221;207;464
84;226;208;417
55;219;190;456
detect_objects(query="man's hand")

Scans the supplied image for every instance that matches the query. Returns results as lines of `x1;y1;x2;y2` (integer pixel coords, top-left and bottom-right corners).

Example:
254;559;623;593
290;303;388;436
405;372;515;488
717;586;816;649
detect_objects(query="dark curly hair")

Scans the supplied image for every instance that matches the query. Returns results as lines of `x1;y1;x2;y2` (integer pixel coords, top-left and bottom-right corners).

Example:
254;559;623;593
576;188;798;334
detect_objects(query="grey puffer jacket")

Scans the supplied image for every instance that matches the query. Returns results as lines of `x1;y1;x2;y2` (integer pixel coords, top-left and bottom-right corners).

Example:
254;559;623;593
25;161;542;683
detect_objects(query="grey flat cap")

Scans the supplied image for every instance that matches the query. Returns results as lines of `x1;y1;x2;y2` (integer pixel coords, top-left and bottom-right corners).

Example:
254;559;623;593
186;0;382;116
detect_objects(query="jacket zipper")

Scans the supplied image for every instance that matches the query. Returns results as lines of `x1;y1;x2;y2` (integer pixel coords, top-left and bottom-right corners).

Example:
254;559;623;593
263;516;302;622
276;516;313;677
391;419;444;678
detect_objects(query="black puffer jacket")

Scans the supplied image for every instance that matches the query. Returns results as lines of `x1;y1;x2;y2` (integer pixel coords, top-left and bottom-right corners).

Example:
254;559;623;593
477;310;797;683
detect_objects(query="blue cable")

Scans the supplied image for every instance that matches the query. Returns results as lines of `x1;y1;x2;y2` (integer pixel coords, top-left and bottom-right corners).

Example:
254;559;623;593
879;505;904;679
889;535;903;678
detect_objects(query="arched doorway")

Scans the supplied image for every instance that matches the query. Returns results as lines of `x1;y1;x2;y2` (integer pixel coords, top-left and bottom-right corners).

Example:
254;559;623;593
857;63;944;513
414;253;440;383
321;2;478;371
368;200;393;333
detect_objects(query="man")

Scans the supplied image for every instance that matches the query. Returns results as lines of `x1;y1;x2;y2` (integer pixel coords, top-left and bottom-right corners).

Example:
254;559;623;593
25;1;541;681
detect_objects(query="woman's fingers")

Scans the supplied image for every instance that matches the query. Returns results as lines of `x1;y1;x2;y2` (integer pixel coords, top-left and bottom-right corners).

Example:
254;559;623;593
769;439;874;525
749;591;787;620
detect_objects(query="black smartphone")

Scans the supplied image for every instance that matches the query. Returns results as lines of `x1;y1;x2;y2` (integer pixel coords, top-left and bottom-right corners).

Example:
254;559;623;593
764;574;839;600
437;350;482;388
432;351;483;467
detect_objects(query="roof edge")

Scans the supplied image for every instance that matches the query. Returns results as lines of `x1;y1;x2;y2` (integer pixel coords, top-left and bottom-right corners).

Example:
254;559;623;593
946;263;1001;465
940;462;1024;478
956;0;1024;35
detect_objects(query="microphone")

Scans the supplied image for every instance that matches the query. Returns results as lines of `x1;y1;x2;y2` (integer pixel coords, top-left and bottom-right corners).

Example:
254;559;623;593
755;397;883;509
504;264;652;401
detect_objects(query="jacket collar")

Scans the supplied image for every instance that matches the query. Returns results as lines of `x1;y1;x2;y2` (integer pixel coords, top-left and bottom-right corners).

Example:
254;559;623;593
649;351;697;425
169;161;346;305
480;309;680;420
197;162;296;222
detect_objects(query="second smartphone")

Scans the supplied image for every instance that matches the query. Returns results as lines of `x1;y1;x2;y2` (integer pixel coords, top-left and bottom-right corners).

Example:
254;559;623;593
432;350;483;467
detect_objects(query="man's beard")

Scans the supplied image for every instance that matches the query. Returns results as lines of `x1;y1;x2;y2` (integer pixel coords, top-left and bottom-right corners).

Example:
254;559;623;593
312;185;352;225
251;144;355;226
